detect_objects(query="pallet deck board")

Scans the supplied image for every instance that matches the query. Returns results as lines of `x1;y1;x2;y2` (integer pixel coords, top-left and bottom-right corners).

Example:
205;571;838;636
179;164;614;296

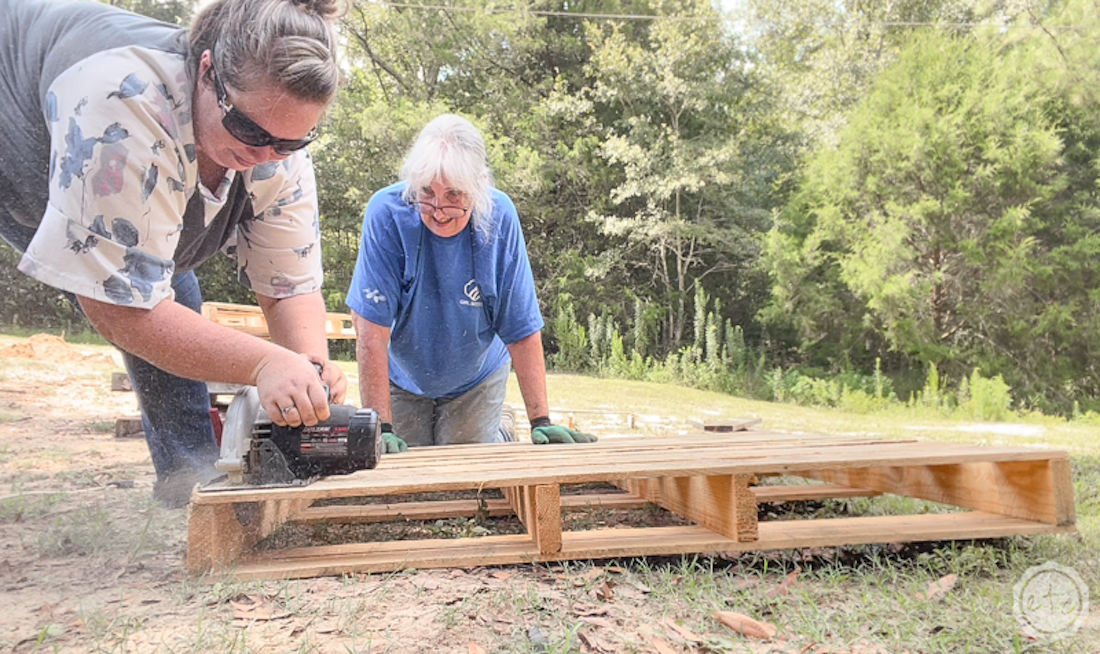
188;432;1076;580
195;432;1066;503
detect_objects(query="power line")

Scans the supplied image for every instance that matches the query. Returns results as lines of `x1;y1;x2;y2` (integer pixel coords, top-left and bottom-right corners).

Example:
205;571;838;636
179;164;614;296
372;2;1091;31
379;2;711;21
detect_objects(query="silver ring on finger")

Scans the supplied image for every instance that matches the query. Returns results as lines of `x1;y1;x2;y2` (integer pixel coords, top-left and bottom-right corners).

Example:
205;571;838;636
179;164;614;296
282;406;295;416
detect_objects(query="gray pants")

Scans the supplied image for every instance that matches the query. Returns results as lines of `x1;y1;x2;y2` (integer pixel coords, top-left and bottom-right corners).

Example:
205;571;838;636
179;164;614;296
391;363;515;447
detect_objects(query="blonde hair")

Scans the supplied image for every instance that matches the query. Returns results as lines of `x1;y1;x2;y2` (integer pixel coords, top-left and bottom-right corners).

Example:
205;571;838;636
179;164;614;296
400;114;494;235
190;0;342;104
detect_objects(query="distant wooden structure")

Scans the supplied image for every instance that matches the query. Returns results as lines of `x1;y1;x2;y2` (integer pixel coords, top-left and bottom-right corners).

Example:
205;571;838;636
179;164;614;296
200;302;356;340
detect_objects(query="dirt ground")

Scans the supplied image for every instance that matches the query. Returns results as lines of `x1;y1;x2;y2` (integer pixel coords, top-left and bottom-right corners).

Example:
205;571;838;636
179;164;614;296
0;335;1063;654
0;335;770;654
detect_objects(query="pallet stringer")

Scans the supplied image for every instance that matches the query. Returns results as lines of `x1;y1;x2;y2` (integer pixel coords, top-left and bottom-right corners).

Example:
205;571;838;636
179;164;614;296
791;458;1076;526
614;474;759;541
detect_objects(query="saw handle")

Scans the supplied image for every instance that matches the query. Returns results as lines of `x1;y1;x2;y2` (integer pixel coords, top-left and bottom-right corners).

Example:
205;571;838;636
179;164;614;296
314;362;331;402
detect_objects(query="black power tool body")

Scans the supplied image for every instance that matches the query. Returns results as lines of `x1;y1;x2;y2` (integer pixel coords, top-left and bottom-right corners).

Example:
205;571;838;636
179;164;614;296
249;404;381;485
210;383;382;488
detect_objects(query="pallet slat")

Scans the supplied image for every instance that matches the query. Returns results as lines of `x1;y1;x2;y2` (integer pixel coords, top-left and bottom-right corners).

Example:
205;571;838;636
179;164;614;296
195;439;1068;504
291;484;882;525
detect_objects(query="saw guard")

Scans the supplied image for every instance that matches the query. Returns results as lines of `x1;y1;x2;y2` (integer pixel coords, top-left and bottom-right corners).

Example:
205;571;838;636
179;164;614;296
215;386;262;485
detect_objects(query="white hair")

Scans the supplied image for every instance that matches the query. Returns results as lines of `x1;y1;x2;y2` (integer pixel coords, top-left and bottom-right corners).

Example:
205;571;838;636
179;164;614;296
400;114;494;234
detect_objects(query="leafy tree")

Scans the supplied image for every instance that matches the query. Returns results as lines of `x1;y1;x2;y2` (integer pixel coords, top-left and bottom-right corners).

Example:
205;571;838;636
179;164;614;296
743;0;1030;148
763;26;1100;411
104;0;194;25
581;0;789;350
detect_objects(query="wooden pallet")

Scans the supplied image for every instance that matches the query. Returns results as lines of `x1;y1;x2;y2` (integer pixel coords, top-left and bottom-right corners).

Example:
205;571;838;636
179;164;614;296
187;431;1076;580
201;302;356;340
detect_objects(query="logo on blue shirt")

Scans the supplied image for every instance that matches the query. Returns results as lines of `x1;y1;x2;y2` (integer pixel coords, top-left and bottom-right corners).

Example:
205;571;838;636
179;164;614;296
461;279;483;307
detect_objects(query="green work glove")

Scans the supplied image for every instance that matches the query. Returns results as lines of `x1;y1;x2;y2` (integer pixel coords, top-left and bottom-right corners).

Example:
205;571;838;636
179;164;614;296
381;422;408;453
530;417;598;445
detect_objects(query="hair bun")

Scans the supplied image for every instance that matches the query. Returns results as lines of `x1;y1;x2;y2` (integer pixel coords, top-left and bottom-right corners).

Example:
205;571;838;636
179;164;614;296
290;0;344;20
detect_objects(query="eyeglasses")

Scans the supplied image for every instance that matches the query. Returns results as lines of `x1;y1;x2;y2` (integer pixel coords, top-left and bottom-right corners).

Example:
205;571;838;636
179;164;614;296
412;201;470;220
210;56;317;155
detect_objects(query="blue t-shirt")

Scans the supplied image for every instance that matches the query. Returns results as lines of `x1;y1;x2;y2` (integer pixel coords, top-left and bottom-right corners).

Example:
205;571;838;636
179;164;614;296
346;183;544;398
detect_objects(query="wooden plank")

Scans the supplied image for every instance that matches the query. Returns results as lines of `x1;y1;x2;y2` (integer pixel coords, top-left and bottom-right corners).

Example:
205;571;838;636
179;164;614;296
529;484;563;555
201;302;356;340
688;418;762;432
794;459;1074;525
1050;459;1076;527
754;483;879;502
285;485;880;524
193;439;1070;504
187;499;297;573
366;433;910;465
503;487;526;526
618;475;758;542
111;372;132;392
114;416;143;439
323;312;357;339
227;511;1073;580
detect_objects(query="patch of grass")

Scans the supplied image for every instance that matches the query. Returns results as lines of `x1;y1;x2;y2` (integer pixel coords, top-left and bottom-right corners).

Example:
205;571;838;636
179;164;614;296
80;611;148;652
0;490;65;522
86;420;116;434
35;504;118;557
1071;455;1100;519
615;542;1100;654
52;469;103;486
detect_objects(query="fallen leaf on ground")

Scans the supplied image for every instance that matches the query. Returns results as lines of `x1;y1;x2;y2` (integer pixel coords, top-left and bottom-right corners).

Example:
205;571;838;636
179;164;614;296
663;618;703;643
468;642;487;654
594;580;615;601
580;616;616;630
712;611;777;639
572;602;610;616
578;629;615;653
767;566;801;598
491;571;513;580
651;635;678;654
926;574;957;600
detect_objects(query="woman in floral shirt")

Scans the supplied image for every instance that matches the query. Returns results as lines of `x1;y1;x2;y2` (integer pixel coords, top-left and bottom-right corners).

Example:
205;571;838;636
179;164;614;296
0;0;347;507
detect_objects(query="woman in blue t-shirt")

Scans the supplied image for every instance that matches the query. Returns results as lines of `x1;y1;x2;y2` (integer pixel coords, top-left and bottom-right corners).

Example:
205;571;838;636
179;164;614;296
347;114;597;449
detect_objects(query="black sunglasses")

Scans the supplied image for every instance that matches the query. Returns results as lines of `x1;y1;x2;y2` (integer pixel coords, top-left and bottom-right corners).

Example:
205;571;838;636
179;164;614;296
210;56;317;155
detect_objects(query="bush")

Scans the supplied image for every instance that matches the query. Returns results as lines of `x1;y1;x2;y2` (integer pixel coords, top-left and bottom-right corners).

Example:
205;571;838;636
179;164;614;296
956;368;1014;421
